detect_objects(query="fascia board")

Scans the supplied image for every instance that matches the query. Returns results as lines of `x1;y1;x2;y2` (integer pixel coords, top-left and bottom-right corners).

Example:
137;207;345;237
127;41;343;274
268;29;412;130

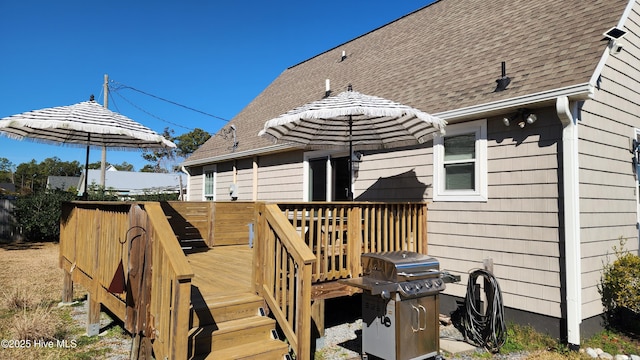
182;143;296;167
434;83;593;123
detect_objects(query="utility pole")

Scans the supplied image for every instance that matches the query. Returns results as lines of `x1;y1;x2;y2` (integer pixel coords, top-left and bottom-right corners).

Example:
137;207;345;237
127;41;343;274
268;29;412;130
101;74;108;187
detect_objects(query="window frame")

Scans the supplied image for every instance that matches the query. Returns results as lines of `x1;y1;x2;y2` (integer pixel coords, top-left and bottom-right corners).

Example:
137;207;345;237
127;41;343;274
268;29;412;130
433;119;488;202
303;150;350;201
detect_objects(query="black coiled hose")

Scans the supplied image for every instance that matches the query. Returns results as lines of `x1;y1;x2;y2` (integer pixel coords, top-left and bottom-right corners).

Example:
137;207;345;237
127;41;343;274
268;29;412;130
462;269;506;353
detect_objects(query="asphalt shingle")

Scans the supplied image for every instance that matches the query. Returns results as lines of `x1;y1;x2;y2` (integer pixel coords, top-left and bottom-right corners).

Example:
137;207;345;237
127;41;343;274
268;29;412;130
186;0;627;164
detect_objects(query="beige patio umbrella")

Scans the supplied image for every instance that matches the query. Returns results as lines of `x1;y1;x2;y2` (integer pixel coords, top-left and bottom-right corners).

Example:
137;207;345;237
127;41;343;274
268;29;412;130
259;87;446;199
0;96;176;198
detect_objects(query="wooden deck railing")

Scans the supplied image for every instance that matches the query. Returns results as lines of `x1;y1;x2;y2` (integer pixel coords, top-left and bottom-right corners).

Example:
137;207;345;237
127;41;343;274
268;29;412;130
278;202;428;282
59;202;193;360
254;203;316;360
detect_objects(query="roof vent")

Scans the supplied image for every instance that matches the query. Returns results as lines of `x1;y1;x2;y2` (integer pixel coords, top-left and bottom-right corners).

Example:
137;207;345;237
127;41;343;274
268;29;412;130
494;61;511;92
341;50;347;62
325;79;331;98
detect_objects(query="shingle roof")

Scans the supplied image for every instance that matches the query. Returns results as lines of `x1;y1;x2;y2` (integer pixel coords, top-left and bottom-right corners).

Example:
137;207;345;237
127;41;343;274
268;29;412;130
186;0;628;164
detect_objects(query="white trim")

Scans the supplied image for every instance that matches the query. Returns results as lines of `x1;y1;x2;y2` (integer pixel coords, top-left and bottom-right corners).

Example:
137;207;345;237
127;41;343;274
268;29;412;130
433;119;487;202
202;164;217;201
434;83;593;122
617;0;636;29
589;0;636;88
182;143;294;167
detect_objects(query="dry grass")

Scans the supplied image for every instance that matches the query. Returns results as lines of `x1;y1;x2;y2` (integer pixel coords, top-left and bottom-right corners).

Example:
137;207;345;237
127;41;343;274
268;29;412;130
10;306;61;341
0;242;62;307
0;241;127;360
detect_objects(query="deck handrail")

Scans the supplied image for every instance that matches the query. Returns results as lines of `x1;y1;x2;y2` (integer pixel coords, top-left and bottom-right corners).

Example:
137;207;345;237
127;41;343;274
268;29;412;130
255;203;315;360
59;202;193;360
278;201;428;282
143;202;194;359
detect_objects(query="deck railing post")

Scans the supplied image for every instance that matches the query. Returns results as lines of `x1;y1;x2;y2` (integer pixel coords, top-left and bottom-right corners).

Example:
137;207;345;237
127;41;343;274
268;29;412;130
419;203;428;254
347;205;362;277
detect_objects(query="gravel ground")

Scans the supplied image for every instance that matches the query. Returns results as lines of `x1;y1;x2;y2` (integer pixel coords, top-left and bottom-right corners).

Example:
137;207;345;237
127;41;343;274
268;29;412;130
67;300;133;360
318;318;531;360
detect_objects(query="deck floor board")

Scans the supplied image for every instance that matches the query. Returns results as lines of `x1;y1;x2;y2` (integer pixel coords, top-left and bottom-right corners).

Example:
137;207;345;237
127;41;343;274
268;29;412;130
186;245;254;297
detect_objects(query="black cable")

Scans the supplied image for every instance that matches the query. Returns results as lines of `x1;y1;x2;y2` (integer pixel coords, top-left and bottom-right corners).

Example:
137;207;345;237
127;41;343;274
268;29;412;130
110;89;193;131
109;81;230;122
462;269;506;353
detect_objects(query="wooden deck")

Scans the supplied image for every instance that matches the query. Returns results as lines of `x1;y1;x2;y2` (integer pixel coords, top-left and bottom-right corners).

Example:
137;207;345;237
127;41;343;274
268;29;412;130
59;201;428;360
186;245;254;296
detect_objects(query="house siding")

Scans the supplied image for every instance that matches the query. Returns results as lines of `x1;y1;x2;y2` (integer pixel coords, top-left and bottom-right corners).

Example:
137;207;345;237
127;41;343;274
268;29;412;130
187;167;203;201
215;162;234;201
354;146;432;201
428;111;565;318
257;151;304;201
578;2;640;319
236;158;254;200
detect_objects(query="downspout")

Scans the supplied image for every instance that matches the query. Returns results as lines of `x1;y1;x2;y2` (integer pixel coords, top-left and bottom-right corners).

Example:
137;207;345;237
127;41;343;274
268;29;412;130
556;96;581;349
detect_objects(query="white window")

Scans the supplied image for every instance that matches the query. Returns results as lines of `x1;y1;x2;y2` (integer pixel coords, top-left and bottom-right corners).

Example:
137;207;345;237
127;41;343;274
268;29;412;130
203;166;216;201
433;119;487;202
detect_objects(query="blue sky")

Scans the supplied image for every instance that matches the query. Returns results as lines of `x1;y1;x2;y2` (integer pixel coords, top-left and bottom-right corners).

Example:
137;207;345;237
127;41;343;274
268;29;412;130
0;1;432;172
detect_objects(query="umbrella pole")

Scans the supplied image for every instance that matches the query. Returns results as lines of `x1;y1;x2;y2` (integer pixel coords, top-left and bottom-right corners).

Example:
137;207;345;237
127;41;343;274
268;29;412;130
83;134;90;200
348;115;354;201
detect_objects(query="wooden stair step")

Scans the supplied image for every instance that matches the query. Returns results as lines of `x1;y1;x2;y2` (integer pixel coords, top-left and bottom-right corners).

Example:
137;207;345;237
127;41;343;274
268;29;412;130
191;292;264;327
189;315;278;355
194;339;290;360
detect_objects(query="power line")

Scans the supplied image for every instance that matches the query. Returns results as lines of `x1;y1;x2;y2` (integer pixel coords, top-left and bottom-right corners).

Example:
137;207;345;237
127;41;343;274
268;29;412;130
109;80;230;123
110;90;194;131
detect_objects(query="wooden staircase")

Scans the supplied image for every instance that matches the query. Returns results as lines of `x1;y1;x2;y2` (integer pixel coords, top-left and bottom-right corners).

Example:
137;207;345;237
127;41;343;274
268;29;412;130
185;246;290;360
188;292;289;359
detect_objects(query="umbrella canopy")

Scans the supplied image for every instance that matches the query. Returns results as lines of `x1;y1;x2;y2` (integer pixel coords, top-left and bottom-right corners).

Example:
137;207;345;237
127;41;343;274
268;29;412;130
0;98;176;198
0;100;175;149
258;90;446;150
259;89;446;200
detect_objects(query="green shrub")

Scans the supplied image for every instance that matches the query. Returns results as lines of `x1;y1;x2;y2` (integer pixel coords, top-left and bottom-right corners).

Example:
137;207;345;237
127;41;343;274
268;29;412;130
13;189;76;241
599;238;640;333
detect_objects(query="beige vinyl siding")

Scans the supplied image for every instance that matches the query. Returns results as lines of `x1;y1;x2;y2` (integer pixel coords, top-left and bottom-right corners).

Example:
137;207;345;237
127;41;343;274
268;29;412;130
428;113;563;317
354;145;432;201
235;158;254;200
215;162;234;201
353;112;565;318
578;4;640;319
187;167;203;201
257;151;304;201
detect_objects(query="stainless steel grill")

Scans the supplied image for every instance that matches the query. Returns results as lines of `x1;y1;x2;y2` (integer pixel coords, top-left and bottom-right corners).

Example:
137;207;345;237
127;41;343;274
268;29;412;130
343;251;445;360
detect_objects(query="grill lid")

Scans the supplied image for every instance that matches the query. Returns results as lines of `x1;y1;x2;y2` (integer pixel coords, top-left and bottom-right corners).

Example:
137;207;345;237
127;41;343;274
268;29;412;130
362;251;440;282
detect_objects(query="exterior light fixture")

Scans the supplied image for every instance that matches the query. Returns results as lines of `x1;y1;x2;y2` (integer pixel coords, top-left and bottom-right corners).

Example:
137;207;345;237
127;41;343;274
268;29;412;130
526;113;537;125
503;109;537;128
603;26;627;55
351;151;363;176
